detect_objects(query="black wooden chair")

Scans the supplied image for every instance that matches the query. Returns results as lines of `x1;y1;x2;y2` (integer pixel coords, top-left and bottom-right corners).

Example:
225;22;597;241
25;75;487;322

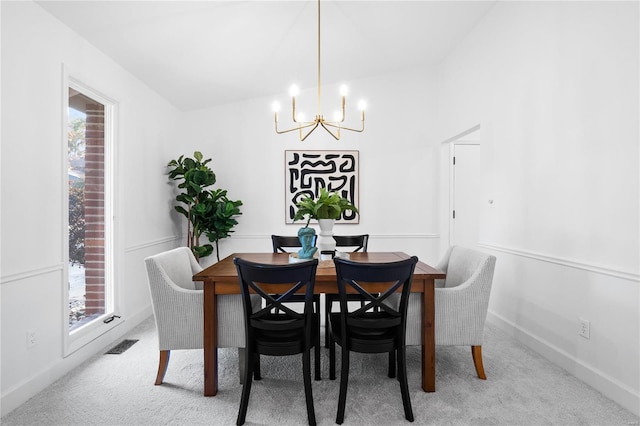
324;234;369;347
333;234;368;253
234;257;320;426
271;234;322;369
329;256;418;424
272;234;316;253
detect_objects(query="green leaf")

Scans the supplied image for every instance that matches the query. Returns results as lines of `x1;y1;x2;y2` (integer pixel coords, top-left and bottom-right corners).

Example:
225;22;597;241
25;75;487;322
175;194;193;204
185;157;197;169
174;206;189;217
192;244;213;258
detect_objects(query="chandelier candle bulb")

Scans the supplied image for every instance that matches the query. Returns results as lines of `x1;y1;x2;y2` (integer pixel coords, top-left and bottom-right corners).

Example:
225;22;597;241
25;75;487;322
292;96;298;122
358;100;367;121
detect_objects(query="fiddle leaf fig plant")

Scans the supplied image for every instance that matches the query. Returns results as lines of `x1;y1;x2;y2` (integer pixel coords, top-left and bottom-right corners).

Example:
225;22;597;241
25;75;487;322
293;188;358;227
167;151;242;261
203;188;243;257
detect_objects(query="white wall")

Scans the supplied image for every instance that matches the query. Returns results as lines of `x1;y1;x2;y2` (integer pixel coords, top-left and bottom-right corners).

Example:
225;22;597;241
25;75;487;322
436;1;639;414
180;66;444;269
2;0;638;418
0;1;182;415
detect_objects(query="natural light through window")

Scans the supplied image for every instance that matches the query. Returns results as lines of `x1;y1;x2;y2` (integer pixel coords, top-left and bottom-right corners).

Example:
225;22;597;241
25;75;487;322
68;88;107;331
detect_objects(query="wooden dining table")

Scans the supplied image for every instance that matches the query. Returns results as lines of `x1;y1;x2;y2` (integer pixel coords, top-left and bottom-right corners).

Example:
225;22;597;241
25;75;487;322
193;251;446;396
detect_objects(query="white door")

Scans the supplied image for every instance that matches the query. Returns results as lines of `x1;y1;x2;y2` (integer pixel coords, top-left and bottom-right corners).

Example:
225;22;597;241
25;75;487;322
451;143;480;247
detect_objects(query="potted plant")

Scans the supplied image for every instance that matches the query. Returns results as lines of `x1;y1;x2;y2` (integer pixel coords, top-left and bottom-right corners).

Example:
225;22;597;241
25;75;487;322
167;151;242;262
293;188;359;252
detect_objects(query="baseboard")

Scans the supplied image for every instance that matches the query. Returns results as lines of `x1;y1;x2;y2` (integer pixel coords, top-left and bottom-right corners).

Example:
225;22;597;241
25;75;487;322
1;307;153;417
487;311;640;416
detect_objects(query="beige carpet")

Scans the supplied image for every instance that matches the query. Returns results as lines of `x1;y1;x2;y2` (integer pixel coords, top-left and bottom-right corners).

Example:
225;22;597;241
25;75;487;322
2;317;638;425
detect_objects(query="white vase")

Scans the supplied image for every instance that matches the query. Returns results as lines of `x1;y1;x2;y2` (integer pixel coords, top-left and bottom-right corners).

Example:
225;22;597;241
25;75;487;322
317;219;336;253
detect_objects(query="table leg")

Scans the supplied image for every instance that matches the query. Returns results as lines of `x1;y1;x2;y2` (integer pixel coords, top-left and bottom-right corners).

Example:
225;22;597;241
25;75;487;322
422;279;436;392
204;282;218;396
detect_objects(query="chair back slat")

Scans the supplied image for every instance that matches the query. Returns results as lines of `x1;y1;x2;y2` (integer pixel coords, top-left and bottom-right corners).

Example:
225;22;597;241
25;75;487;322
333;257;418;334
271;234;318;253
347;278;404;318
334;234;369;252
234;258;318;334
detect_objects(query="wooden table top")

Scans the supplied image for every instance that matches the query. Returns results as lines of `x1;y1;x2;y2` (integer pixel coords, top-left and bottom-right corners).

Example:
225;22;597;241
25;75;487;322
194;252;445;286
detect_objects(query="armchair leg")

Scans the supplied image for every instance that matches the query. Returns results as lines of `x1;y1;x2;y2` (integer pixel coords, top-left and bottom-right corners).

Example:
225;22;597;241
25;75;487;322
471;345;486;380
154;350;170;385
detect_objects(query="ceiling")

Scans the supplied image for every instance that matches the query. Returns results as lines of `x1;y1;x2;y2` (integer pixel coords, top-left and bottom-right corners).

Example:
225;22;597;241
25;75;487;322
37;1;495;112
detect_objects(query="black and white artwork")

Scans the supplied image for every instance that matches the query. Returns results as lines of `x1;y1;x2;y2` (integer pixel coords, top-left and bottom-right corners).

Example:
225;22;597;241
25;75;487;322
285;150;359;224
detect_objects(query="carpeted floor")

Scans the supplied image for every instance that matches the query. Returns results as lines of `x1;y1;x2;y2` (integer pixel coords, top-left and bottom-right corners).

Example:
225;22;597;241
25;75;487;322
2;317;638;425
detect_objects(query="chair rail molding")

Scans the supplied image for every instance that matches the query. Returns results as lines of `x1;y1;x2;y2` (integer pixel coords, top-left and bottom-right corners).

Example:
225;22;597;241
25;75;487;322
231;233;440;240
124;235;182;253
1;235;183;284
478;242;639;282
1;264;63;286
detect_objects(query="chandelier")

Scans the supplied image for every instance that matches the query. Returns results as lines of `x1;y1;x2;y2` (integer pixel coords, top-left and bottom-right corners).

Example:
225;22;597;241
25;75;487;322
272;0;366;141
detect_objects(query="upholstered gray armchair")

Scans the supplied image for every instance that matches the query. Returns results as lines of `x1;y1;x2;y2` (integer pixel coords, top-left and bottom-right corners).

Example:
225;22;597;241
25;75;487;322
145;247;254;385
397;246;496;379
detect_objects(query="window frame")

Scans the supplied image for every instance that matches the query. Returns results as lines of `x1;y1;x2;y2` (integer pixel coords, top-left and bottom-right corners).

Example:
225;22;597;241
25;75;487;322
62;69;120;357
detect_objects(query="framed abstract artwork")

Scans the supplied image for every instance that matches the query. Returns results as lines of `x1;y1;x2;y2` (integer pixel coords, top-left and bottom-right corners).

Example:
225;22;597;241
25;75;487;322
285;150;359;224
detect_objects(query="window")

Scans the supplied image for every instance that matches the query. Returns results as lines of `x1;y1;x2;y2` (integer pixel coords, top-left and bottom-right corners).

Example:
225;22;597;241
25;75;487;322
65;76;117;355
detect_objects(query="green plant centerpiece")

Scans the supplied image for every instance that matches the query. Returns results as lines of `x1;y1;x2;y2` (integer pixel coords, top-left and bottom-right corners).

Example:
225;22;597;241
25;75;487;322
293;188;359;225
293;188;359;255
167;151;242;262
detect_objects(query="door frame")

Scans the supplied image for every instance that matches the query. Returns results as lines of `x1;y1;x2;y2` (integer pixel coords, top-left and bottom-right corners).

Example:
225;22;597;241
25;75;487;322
440;124;481;250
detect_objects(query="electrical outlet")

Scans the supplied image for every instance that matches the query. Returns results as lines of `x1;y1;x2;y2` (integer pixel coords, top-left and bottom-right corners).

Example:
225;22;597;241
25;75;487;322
579;318;590;339
27;329;37;348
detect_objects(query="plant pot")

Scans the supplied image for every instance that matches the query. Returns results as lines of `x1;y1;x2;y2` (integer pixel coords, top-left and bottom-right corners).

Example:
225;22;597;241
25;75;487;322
317;219;336;253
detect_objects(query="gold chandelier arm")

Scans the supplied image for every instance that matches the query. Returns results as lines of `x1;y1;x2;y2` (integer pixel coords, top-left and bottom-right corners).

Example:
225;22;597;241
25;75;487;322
300;122;321;141
319;121;341;140
275;120;318;135
323;115;365;133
